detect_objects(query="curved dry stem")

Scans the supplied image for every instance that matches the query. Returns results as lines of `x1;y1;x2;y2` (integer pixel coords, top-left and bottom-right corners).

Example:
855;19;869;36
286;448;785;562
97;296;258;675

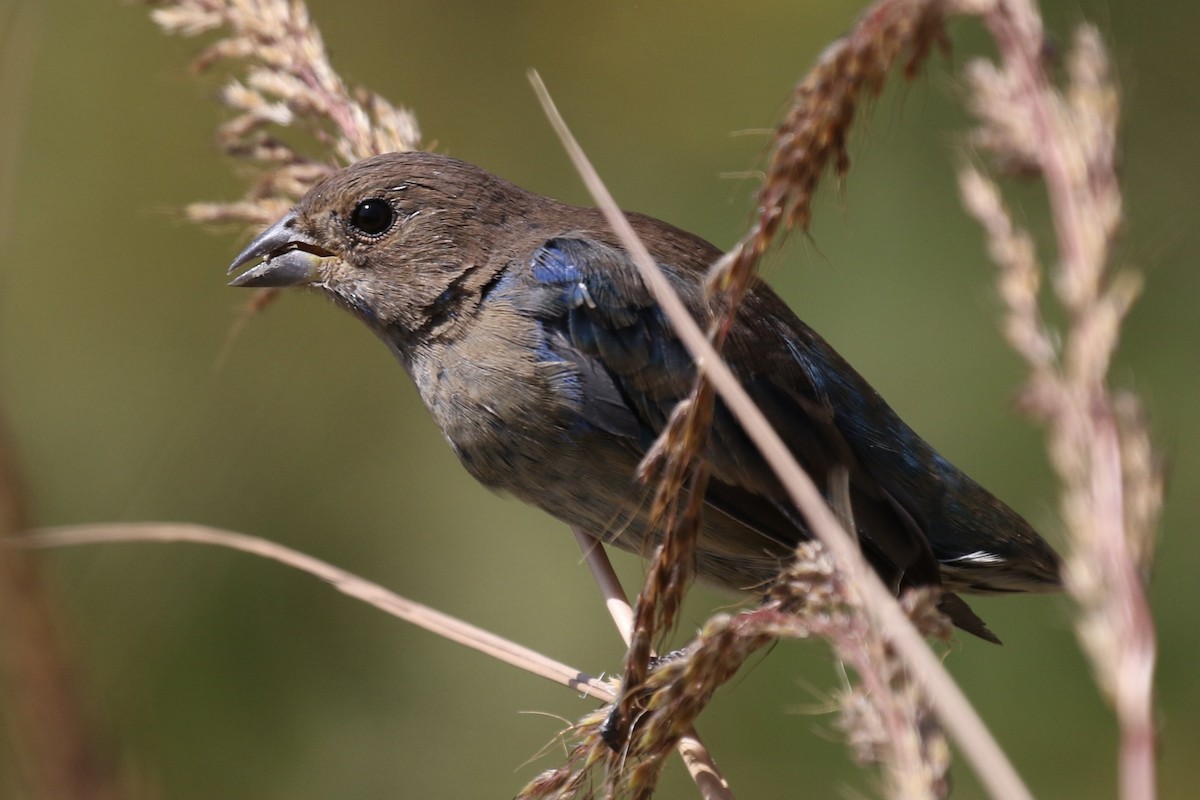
17;524;612;703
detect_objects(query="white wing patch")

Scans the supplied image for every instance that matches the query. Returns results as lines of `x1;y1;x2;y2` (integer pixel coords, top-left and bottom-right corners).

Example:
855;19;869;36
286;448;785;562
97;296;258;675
944;550;1005;565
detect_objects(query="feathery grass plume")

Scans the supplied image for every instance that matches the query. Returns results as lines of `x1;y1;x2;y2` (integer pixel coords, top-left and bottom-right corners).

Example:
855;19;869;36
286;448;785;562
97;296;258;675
149;0;421;314
743;0;949;241
150;0;421;230
768;540;953;800
958;10;1160;800
607;0;953;764
712;0;949;304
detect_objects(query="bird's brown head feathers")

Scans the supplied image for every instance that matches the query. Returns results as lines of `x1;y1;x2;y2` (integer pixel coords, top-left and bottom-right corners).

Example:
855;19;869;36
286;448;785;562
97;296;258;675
229;152;538;338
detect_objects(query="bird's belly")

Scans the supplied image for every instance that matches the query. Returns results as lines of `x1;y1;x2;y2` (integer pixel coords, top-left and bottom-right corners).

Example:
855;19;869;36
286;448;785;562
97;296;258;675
451;414;658;553
452;423;790;591
413;353;789;592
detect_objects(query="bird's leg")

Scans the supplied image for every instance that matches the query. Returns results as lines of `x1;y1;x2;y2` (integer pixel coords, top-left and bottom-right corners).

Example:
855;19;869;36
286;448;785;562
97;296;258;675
599;647;692;751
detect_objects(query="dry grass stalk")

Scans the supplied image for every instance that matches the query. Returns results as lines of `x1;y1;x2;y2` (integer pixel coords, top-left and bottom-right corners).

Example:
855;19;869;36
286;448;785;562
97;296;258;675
626;0;954;675
590;0;952;764
742;0;950;239
519;615;771;800
777;548;953;800
534;71;990;800
610;393;715;749
570;529;732;800
585;0;959;789
958;5;1161;797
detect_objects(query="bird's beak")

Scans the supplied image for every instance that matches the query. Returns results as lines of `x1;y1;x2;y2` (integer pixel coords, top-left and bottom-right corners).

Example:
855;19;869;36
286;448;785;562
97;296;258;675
227;213;334;288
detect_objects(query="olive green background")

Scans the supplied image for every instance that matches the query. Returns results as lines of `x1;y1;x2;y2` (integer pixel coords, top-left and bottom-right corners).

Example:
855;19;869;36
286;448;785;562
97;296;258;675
2;1;1198;797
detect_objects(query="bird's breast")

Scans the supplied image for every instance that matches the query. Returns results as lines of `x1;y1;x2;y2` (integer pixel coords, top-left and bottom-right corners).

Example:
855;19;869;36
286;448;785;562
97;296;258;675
405;314;659;552
406;306;605;485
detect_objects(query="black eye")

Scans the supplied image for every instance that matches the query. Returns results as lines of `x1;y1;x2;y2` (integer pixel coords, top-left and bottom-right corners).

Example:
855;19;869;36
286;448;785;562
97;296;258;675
348;198;395;236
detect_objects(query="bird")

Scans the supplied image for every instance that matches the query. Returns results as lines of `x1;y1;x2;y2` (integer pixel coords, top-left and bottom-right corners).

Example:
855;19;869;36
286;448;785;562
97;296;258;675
227;151;1062;642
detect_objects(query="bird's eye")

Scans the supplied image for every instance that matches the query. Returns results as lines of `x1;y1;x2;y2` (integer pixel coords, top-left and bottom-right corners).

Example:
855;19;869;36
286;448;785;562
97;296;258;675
348;198;395;236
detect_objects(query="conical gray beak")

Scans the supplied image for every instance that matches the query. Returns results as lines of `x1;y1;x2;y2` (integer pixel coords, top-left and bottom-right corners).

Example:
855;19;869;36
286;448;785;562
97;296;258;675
227;213;332;288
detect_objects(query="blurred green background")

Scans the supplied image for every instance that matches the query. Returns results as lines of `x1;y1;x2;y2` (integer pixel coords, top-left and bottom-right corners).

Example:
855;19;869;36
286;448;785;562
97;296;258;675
2;1;1198;797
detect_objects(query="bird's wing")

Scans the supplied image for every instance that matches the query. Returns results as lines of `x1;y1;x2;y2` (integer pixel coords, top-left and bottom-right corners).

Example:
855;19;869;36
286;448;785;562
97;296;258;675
509;236;945;592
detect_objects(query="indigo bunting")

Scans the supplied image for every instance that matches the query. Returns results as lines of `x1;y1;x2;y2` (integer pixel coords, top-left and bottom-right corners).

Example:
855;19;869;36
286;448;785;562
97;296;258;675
228;152;1061;642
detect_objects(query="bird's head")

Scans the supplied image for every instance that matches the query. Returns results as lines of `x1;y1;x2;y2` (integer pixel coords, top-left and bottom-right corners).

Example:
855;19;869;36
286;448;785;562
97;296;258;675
228;151;526;340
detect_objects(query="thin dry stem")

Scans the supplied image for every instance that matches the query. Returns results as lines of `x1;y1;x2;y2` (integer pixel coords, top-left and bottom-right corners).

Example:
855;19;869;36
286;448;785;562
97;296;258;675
18;524;613;702
532;70;1030;800
549;4;961;788
627;2;955;718
23;523;743;800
